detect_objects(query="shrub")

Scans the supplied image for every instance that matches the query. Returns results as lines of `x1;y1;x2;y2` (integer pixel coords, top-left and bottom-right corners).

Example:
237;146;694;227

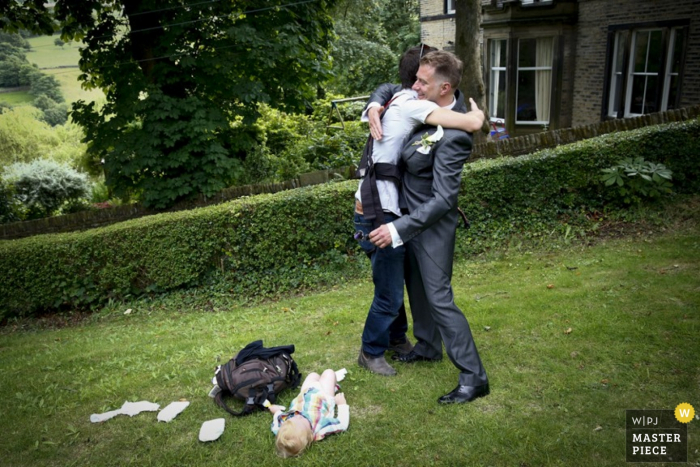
0;107;87;167
0;179;23;223
28;73;63;103
40;102;69;127
2;159;90;219
235;101;365;184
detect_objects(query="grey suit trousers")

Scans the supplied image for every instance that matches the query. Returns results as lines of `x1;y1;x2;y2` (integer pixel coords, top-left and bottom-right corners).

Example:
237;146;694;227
404;211;488;387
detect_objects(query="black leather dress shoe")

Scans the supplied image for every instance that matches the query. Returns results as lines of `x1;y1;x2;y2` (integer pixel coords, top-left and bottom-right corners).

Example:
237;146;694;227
438;384;490;404
392;350;442;363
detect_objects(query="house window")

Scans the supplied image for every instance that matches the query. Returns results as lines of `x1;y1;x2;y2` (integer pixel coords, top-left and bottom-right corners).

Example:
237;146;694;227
606;25;686;118
489;39;507;120
516;37;553;124
446;0;455;14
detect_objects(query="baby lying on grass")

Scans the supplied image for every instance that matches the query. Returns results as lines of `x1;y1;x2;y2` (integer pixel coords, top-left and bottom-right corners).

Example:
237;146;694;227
266;368;349;457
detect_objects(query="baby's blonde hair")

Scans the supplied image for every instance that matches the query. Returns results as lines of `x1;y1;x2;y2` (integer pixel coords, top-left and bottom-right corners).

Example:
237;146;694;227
275;419;314;458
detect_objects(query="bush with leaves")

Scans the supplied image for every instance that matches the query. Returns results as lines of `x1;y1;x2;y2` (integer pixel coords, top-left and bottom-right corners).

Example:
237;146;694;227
28;73;63;103
600;157;673;206
2;159;90;219
0;31;31;51
0;178;23;223
0;107;86;167
236;100;366;184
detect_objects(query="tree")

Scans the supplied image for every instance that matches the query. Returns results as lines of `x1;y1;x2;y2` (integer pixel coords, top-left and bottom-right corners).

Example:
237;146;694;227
327;0;420;96
1;0;337;208
454;0;490;139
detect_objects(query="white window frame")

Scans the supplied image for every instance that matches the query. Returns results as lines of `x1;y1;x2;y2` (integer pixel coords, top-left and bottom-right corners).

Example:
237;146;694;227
446;0;455;14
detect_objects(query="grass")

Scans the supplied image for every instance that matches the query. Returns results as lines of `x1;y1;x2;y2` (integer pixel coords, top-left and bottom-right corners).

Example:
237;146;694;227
0;201;698;466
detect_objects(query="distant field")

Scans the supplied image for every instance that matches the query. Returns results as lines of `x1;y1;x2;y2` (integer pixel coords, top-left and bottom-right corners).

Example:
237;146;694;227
25;34;81;69
0;91;33;106
44;68;104;104
0;34;105;105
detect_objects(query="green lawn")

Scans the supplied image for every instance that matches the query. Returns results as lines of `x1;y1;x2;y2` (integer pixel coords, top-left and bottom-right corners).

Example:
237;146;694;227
0;203;698;466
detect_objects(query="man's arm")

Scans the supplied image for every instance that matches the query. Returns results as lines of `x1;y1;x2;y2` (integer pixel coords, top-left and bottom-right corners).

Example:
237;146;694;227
425;98;485;134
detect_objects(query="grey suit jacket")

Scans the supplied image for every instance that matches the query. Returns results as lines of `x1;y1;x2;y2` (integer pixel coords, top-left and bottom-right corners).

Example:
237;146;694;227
392;93;471;273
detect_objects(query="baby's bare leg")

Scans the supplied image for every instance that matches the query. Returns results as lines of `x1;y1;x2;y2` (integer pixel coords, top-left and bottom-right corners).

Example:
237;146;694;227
318;369;337;398
300;372;321;392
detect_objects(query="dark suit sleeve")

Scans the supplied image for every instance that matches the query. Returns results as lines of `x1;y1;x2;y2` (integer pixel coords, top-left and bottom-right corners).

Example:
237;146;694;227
393;130;472;243
366;83;402;108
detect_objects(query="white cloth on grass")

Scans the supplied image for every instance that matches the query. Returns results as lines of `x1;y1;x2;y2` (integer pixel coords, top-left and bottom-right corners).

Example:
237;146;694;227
199;418;225;442
157;401;190;422
90;400;160;423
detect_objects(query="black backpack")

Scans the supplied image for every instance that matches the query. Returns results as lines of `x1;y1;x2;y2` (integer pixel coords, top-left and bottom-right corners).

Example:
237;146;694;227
213;340;302;417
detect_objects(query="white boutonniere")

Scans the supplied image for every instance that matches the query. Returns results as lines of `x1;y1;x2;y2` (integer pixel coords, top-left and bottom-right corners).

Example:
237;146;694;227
413;125;444;154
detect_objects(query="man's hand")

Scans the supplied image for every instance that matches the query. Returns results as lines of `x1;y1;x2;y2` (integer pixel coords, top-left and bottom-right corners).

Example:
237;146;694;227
369;224;392;249
268;404;285;414
467;98;486;126
335;393;346;405
468;97;490;135
368;106;384;141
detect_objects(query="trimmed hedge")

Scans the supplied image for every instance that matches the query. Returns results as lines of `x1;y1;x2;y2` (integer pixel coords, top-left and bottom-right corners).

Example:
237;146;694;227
456;119;700;253
1;119;699;318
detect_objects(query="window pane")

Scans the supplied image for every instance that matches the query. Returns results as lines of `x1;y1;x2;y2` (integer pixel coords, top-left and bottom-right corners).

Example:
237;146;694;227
643;75;658;113
517;70;537;121
671;29;685;73
633;31;649;73
629;75;646;114
647;30;663;73
667;75;679;110
629;75;659;114
518;38;537;68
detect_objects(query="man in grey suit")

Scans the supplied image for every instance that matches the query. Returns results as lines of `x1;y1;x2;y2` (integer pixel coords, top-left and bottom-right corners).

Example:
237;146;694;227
367;50;489;404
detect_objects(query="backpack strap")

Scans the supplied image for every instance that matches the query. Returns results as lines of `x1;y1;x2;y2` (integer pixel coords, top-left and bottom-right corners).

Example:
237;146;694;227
214;389;257;417
356;97;401;229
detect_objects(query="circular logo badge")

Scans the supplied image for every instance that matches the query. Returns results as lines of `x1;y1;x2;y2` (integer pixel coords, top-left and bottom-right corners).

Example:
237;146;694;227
674;403;695;423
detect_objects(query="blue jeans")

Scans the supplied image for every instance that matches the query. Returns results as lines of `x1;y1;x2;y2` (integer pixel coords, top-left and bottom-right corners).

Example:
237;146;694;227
354;212;409;357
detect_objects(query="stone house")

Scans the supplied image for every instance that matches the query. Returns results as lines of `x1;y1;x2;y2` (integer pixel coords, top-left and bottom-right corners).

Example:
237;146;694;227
419;0;700;137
